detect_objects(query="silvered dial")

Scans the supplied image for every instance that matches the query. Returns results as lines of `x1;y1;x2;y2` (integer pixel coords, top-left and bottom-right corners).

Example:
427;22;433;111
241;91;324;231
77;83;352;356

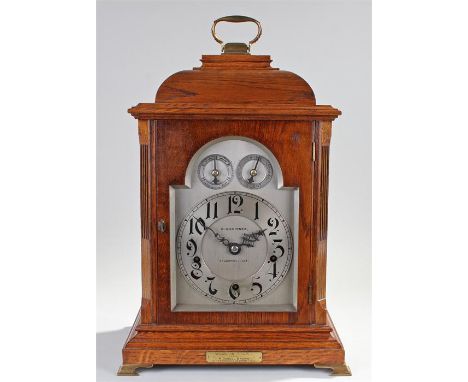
197;154;233;189
176;191;293;304
237;154;273;189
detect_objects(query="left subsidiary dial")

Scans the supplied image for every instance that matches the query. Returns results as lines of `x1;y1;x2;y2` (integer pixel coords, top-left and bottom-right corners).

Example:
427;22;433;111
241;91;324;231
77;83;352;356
197;154;233;189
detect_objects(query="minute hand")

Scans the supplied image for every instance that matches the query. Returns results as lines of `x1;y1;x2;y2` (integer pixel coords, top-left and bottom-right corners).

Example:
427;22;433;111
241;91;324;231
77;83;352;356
240;229;267;248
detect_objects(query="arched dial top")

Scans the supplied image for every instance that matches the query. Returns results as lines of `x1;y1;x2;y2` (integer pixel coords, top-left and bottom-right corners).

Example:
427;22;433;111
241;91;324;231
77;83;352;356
176;191;293;304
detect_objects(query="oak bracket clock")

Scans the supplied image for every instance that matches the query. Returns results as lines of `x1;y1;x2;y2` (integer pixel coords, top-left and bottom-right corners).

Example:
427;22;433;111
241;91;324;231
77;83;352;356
118;15;350;377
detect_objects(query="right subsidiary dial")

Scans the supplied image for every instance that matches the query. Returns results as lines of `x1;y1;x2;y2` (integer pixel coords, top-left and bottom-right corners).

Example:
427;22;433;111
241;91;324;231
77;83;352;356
237;154;273;189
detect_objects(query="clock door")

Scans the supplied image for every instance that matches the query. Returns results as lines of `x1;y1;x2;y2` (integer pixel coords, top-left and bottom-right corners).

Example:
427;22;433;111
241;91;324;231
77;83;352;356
153;120;317;325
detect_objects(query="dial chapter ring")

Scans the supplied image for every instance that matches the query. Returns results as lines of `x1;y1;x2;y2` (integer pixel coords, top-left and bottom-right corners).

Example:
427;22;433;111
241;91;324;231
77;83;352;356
175;191;293;305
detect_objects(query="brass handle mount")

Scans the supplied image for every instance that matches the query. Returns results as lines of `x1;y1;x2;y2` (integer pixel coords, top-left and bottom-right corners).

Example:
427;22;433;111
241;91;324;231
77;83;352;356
211;15;262;54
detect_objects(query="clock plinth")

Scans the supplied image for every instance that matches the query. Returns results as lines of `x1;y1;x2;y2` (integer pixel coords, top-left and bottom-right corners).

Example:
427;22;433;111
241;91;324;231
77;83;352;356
121;16;348;376
118;310;349;374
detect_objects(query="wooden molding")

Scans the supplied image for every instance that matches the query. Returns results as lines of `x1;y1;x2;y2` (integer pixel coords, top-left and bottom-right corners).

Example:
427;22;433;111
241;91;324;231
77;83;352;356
140;238;152;323
136;324;332;333
320;121;332;146
128;54;341;121
314;136;331;324
315;298;327;325
139;120;152;323
121;311;345;367
197;55;275;70
140;145;150;239
129;103;341;121
138;119;149;145
319;147;330;241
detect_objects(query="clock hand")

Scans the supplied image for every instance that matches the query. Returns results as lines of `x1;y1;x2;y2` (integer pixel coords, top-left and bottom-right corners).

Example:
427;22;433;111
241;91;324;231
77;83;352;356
211;156;220;184
240;228;267;248
195;217;230;247
247;156;261;183
194;218;265;255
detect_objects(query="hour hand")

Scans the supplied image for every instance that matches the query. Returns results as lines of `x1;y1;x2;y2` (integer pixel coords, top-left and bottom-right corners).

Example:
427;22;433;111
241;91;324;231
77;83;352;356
196;217;230;247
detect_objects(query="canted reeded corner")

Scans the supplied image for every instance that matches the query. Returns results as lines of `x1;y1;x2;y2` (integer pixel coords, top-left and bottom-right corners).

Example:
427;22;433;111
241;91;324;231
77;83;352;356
117;364;154;376
314;363;352;376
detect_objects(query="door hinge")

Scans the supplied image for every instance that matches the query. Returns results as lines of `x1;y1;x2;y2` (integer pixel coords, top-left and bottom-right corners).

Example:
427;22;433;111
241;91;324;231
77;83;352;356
308;284;313;304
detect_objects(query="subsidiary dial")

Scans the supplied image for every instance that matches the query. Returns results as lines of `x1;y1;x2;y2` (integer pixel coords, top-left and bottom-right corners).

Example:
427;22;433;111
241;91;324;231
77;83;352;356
197;154;233;189
237;154;273;189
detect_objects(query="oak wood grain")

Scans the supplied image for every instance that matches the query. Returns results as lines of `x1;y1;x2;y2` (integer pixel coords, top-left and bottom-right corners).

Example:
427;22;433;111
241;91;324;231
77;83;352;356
129;103;340;121
121;312;345;366
154;119;314;325
128;55;341;121
121;52;347;372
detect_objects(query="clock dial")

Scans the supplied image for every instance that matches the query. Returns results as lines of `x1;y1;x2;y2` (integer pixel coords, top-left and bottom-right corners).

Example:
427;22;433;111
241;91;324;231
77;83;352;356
197;154;233;189
176;191;293;304
236;154;273;189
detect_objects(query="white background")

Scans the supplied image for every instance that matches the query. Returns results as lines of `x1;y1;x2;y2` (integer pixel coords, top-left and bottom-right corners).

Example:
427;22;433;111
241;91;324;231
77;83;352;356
97;0;370;381
1;1;467;382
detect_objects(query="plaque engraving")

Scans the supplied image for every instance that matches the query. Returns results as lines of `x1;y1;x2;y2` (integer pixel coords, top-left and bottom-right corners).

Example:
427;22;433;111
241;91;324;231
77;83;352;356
206;351;263;363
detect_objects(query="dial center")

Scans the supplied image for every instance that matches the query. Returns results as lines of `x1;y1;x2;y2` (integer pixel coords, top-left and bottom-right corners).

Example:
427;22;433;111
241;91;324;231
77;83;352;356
229;244;241;255
249;169;258;176
201;215;267;281
211;169;220;177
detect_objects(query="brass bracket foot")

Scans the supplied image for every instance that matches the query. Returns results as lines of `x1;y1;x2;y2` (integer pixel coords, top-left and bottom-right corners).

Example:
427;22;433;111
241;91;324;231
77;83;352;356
314;363;352;376
117;364;154;376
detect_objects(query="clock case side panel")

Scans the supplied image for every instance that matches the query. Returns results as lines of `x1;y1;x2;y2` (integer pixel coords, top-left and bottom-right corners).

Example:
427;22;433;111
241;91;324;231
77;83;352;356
135;119;158;324
152;119;315;325
312;120;333;325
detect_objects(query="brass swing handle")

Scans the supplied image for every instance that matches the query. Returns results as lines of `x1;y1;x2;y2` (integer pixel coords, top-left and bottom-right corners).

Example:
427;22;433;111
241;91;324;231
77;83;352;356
211;16;262;54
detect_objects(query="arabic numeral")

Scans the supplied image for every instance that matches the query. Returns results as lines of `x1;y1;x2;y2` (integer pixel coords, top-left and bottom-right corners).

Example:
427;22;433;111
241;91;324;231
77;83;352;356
228;195;243;214
268;262;278;280
267;217;279;236
206;201;218;219
250;282;263;295
254;201;259;220
186;238;197;256
268;217;279;229
205;276;218;295
274;244;285;257
190;256;203;280
189;217;205;235
229;283;240;300
272;238;285;257
190;269;203;280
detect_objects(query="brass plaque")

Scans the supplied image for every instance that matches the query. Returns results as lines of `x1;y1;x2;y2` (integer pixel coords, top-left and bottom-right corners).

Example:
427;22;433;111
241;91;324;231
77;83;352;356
206;351;263;363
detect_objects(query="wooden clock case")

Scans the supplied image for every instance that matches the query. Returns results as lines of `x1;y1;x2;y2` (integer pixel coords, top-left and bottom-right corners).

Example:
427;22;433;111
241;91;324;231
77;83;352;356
119;53;350;376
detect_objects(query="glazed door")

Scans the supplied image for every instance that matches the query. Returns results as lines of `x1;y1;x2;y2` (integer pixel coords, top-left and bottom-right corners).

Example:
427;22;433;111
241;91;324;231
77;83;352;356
153;119;316;325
